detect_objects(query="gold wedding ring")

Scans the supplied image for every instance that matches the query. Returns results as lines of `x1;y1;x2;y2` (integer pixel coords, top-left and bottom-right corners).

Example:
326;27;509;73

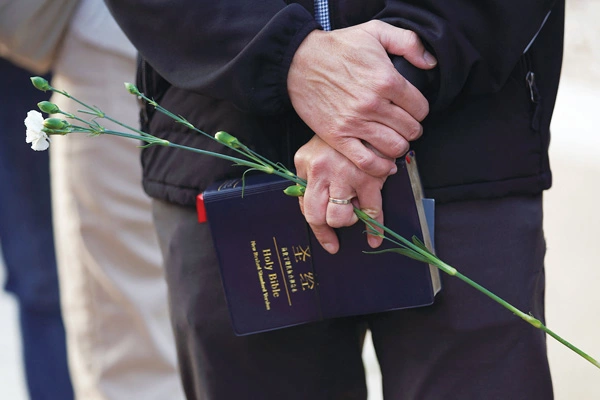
328;197;353;205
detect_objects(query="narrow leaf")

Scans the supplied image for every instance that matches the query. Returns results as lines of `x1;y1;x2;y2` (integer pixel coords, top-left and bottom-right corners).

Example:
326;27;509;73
411;236;429;252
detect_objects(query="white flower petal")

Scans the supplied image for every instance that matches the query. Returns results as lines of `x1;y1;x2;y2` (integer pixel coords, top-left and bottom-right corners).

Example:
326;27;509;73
30;136;50;151
25;110;44;131
26;129;39;143
24;110;49;151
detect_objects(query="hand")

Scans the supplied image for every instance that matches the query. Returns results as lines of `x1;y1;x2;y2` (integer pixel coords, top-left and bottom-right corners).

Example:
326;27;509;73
288;20;437;178
295;135;387;254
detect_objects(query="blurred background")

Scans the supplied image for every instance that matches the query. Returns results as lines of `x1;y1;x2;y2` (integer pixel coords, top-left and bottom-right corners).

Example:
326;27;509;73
2;0;599;398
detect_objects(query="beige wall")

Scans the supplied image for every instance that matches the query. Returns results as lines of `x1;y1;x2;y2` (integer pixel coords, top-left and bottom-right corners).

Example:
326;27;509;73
562;0;600;86
545;1;600;398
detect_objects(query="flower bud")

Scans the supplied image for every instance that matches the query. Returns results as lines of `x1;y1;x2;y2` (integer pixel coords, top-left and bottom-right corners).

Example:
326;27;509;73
37;101;60;114
30;76;51;91
43;118;69;130
215;131;241;148
124;82;141;96
283;185;305;197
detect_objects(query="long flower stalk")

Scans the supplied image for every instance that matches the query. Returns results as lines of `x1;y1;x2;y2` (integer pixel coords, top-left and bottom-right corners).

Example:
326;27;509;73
28;76;599;370
355;209;600;369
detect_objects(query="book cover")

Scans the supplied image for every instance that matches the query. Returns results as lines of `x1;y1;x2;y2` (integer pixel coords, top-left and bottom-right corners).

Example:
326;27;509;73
198;151;440;335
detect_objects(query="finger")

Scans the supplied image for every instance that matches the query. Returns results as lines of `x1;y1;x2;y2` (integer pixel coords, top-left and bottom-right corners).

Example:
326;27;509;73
385;75;430;122
369;22;437;70
359;61;429;122
332;136;400;178
303;180;340;254
339;75;427;141
345;106;423;158
354;178;386;249
326;186;358;229
310;224;340;255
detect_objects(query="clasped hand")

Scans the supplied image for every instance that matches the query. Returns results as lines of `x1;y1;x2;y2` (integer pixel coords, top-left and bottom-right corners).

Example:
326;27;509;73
288;20;437;254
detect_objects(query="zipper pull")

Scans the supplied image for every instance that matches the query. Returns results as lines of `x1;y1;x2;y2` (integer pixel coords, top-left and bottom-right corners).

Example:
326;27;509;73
526;71;542;131
526;71;539;103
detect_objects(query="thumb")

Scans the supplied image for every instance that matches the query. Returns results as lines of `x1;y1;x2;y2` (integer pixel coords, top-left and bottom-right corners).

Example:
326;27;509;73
365;21;437;70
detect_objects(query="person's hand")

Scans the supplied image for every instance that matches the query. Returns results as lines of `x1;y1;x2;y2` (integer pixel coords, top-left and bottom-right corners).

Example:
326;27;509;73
295;135;387;254
288;20;437;178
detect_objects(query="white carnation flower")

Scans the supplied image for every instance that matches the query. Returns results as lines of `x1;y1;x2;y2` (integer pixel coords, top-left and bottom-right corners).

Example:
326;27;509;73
24;110;50;151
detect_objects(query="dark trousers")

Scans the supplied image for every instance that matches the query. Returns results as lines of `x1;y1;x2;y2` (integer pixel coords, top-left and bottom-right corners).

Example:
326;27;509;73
153;193;552;400
0;59;74;400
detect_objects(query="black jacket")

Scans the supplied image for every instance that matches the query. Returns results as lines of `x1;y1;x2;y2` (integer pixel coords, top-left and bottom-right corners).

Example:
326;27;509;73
105;0;564;206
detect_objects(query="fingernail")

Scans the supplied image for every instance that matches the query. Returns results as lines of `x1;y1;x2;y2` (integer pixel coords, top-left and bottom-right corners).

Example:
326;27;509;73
389;164;398;175
423;50;437;66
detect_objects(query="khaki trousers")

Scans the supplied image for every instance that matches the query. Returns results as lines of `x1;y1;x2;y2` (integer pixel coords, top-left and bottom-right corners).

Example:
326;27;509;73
50;31;185;400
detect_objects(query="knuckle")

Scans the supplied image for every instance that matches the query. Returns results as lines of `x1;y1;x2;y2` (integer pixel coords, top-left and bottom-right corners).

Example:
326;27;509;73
293;151;307;169
354;152;376;172
326;212;358;229
354;92;381;115
363;20;381;31
401;139;411;154
360;206;382;220
403;31;422;52
309;152;332;174
414;101;430;122
369;72;397;98
388;138;409;157
354;154;389;178
304;210;321;227
404;122;423;141
298;149;331;176
396;140;411;156
362;20;375;29
326;217;344;228
375;72;397;92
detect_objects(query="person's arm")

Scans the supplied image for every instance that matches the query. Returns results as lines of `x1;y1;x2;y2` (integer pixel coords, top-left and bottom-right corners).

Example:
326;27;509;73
104;1;319;115
287;21;437;253
293;1;560;253
105;1;436;254
375;0;558;110
287;21;436;179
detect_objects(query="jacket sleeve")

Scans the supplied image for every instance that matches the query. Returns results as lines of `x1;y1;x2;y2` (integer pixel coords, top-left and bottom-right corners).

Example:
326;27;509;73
375;0;558;111
104;1;319;115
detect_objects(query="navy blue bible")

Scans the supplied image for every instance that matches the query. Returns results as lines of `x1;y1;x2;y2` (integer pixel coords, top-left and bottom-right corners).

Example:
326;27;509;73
197;151;441;335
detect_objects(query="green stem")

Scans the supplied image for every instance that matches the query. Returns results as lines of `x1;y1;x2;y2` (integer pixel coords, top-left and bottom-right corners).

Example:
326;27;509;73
43;80;599;371
167;142;273;172
101;130;306;184
102;130;264;169
51;87;97;114
168;142;306;184
542;326;600;368
355;208;600;370
56;96;153;139
456;269;599;368
100;113;153;138
136;92;305;183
